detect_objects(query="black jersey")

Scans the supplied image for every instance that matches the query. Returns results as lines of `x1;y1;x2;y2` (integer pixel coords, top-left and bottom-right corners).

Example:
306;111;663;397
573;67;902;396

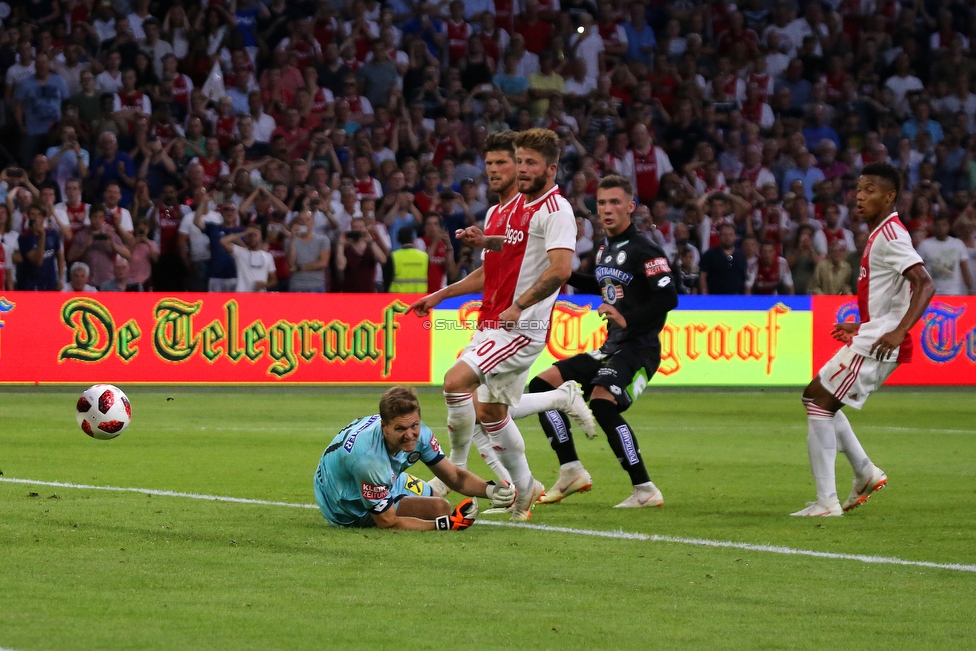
570;223;678;354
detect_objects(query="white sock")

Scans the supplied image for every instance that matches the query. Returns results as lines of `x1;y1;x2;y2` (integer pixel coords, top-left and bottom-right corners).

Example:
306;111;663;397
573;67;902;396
509;388;566;419
445;392;475;469
472;423;513;484
482;414;533;496
806;402;838;502
559;460;583;473
833;409;872;477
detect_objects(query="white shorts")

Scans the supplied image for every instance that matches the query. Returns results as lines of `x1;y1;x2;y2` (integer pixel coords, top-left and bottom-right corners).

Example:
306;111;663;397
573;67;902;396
817;345;898;410
459;328;546;407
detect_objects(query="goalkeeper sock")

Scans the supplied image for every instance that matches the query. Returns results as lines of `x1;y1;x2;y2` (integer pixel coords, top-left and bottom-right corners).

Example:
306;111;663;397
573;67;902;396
482;413;534;498
832;409;872;477
445;392;475;469
472;423;513;484
526;377;579;465
590;398;650;485
805;401;838;502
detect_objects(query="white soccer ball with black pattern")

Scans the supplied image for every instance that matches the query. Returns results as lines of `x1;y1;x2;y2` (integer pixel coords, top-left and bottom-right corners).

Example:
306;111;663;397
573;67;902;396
76;384;131;440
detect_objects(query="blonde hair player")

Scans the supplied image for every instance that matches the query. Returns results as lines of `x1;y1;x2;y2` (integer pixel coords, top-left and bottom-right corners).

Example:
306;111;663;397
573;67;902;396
312;386;516;530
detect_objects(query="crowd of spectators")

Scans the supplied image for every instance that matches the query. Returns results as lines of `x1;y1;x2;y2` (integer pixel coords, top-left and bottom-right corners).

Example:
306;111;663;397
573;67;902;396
0;0;974;297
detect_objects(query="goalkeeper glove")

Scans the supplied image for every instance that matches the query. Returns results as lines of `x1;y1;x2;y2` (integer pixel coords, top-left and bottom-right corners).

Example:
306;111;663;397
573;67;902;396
485;480;517;509
434;498;478;531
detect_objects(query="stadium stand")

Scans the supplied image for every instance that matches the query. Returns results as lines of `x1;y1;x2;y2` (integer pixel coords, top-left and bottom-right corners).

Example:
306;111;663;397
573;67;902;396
0;0;973;296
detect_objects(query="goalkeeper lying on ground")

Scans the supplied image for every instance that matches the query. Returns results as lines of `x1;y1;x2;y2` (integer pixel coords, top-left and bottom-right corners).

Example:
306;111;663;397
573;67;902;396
313;385;516;530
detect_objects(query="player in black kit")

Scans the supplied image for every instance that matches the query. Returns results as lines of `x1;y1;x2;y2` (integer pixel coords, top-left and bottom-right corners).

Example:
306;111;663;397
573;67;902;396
531;174;678;508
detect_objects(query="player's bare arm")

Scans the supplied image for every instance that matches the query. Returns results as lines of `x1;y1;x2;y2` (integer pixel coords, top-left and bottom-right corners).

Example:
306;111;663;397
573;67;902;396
483;237;504;252
498;248;573;328
869;263;935;361
429;458;516;507
368;463;513;531
370;499;451;531
455;225;504;252
407;266;485;316
830;321;859;344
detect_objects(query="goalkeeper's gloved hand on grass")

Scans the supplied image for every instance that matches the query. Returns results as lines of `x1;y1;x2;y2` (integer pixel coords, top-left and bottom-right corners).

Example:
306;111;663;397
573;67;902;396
434;498;478;531
485;480;517;509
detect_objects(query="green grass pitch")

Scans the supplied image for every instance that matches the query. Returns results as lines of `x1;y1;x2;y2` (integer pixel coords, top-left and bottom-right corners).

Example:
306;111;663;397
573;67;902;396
1;387;974;651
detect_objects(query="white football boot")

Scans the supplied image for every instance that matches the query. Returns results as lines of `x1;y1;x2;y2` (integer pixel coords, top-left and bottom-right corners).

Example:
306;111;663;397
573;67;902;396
790;497;843;517
842;464;888;512
613;483;664;508
537;465;593;504
559;381;598;440
511;480;546;521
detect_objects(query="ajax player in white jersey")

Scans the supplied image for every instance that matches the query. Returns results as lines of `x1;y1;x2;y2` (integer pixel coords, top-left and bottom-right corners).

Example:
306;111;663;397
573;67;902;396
409;129;581;521
410;132;595;514
792;163;935;517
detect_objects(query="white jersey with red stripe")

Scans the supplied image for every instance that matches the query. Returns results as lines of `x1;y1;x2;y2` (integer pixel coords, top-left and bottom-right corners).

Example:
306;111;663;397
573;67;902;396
851;212;924;363
480;185;577;342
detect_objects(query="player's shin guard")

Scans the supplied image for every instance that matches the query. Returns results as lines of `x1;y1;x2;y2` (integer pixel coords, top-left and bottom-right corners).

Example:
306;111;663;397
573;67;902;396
472;423;513;484
590;398;650;485
527;377;580;465
445;392;475;469
805;400;838;501
482;414;534;496
832;409;871;476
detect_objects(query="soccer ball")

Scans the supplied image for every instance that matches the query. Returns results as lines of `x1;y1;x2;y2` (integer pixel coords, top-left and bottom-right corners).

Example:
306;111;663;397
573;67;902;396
76;384;132;440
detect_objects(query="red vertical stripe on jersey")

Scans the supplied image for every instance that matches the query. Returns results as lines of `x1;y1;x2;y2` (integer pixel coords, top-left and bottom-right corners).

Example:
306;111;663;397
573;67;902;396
892;218;915;363
479;194;527;328
479;186;562;328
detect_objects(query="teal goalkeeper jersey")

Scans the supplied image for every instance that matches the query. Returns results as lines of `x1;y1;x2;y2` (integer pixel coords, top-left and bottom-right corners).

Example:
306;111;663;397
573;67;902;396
313;415;445;526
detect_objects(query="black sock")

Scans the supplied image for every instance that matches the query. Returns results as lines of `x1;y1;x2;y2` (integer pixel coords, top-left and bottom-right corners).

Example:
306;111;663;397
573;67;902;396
590;398;650;485
528;376;579;465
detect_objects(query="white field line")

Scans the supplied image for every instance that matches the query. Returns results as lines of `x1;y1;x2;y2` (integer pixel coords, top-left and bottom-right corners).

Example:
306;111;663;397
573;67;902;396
3;477;976;575
478;521;976;573
0;477;319;510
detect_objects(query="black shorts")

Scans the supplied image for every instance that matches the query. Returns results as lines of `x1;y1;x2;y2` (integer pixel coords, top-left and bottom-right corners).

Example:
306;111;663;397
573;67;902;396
552;343;660;412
